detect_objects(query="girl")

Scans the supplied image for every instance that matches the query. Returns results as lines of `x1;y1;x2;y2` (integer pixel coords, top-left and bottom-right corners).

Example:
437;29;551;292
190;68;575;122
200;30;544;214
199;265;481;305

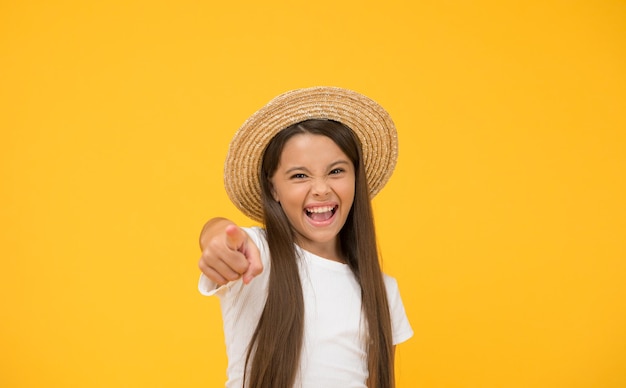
198;87;413;388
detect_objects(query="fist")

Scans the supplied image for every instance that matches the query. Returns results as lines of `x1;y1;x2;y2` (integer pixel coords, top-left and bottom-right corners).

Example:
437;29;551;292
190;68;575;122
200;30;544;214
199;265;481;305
198;222;263;286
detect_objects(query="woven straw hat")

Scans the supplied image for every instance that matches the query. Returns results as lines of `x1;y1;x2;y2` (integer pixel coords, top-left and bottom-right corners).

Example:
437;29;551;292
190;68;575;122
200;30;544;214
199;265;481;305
224;86;398;222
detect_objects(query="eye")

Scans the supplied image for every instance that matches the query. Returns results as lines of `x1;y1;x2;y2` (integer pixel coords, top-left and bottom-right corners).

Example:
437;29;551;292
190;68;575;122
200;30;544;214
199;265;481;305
290;173;307;179
330;168;344;175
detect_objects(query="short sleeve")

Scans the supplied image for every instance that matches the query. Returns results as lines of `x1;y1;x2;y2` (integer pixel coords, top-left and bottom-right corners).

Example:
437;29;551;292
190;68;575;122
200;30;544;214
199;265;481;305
198;273;232;296
383;275;414;345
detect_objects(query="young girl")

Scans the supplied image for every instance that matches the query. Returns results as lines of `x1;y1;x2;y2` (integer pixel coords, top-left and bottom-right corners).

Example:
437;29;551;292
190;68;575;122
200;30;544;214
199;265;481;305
198;87;413;388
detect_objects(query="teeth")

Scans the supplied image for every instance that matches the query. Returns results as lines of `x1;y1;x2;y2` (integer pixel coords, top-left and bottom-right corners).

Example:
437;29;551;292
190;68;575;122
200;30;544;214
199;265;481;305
306;206;334;214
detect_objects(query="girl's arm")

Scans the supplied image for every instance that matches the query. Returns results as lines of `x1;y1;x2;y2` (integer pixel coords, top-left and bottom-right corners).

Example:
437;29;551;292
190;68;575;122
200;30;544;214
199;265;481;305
198;217;263;286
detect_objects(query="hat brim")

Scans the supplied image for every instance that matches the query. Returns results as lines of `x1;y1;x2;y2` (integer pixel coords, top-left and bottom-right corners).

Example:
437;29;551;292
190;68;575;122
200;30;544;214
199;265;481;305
224;86;398;222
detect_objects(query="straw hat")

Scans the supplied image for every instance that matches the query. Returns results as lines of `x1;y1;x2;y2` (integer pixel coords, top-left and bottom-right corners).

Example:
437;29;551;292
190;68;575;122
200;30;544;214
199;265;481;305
224;86;398;222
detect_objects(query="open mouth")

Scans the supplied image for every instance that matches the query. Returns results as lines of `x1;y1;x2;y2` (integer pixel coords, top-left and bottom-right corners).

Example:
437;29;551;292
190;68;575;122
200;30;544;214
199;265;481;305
305;205;338;222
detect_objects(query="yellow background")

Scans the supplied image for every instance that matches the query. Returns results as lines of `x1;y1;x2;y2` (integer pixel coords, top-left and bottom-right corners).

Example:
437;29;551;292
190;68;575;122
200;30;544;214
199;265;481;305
2;0;625;387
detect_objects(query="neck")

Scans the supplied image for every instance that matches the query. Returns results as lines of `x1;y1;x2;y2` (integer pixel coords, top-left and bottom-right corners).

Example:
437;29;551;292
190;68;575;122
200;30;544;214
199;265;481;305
296;238;344;263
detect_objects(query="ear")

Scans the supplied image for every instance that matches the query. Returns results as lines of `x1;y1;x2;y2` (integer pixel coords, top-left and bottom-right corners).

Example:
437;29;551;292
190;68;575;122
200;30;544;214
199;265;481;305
271;190;280;203
269;182;280;203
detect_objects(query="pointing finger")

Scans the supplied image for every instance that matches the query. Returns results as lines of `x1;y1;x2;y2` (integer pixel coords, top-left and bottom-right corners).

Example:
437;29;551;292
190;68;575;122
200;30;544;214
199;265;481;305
225;224;246;252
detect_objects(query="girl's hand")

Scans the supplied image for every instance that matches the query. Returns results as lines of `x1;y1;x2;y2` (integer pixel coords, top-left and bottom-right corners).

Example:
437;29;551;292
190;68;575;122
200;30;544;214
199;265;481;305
198;219;263;286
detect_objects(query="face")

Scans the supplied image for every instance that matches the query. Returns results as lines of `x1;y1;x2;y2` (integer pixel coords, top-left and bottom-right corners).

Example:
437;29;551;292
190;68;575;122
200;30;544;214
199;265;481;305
270;133;355;260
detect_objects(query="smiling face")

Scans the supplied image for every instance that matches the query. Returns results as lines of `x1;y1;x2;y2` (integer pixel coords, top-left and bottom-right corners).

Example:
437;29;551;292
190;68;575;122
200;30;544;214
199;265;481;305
269;133;355;260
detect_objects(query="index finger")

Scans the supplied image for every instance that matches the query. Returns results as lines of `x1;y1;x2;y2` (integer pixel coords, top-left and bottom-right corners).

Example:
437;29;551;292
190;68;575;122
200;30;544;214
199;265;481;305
225;224;247;252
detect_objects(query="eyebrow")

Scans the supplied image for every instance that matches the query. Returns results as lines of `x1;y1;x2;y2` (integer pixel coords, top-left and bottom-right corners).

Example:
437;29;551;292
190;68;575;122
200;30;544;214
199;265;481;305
284;160;351;175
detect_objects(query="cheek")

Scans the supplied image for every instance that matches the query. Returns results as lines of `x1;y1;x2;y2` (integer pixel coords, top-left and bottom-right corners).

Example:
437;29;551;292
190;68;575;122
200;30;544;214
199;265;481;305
340;178;356;199
273;182;303;206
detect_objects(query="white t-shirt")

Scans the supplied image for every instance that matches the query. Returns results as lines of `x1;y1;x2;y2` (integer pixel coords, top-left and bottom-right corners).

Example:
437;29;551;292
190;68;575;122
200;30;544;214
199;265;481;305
199;227;413;388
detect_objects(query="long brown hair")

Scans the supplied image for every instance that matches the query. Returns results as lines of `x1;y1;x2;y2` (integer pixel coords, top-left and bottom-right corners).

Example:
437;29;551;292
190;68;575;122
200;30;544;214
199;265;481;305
244;119;394;387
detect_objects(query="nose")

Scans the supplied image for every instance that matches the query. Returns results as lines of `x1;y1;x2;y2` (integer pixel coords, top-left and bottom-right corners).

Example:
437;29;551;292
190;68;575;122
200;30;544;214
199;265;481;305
311;178;330;197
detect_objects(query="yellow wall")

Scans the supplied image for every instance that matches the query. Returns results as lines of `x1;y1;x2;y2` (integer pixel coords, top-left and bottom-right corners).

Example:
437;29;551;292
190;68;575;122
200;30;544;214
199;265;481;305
2;1;625;386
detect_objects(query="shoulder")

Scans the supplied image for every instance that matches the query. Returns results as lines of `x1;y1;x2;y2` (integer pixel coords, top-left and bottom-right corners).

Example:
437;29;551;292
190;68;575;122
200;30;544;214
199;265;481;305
242;225;266;245
382;273;400;294
242;226;267;251
382;273;406;313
